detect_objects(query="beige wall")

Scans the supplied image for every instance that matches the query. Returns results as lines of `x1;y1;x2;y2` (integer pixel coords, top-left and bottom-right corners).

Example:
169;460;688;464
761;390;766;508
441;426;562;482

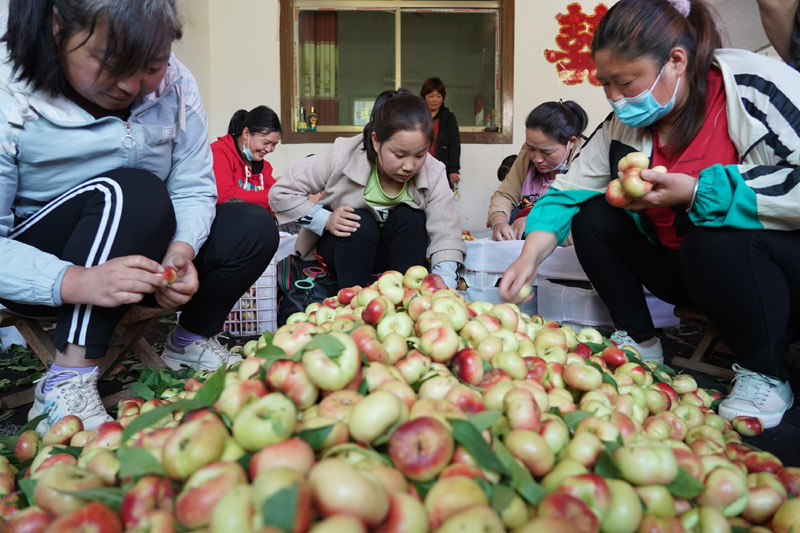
173;0;614;231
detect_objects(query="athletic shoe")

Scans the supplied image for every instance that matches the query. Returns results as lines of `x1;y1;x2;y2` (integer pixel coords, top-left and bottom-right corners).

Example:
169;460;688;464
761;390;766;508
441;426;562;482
161;333;242;371
28;369;113;435
609;330;664;365
718;364;794;429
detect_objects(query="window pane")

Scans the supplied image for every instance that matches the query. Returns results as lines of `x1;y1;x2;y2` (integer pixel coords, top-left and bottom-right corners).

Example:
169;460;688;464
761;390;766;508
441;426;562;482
401;10;499;130
298;9;395;128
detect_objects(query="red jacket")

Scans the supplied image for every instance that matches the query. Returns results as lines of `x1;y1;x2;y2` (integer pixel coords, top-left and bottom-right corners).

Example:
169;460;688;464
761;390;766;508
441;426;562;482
211;134;276;212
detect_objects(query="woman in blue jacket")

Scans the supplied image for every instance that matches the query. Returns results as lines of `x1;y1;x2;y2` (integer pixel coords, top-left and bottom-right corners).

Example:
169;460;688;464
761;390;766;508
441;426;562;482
0;0;278;433
501;0;800;429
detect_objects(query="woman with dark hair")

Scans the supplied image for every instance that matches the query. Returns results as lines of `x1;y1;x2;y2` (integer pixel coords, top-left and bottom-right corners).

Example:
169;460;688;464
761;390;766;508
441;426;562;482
487;101;589;241
0;0;278;433
212;106;281;210
269;89;465;289
500;0;800;428
420;77;461;190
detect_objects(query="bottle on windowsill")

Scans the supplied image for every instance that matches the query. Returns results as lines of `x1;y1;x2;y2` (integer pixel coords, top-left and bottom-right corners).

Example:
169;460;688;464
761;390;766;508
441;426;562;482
307;106;318;132
297;106;308;132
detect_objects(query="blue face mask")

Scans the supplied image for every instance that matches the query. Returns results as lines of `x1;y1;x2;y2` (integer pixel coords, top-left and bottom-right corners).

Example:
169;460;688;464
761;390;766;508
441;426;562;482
554;141;573;172
608;66;680;128
242;134;254;162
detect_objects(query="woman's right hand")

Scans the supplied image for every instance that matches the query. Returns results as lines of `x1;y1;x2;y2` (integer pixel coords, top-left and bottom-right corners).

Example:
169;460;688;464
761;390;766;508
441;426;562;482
498;254;538;304
492;220;516;241
60;256;168;307
326;205;361;237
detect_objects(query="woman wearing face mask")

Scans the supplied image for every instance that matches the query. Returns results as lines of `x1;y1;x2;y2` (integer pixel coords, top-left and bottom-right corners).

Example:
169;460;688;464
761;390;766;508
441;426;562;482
0;0;278;433
212;106;281;211
487;101;588;241
269;89;465;289
500;0;800;428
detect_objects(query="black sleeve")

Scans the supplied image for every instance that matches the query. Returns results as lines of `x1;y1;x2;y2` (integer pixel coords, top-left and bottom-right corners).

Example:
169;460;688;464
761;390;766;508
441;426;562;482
789;5;800;71
444;113;461;175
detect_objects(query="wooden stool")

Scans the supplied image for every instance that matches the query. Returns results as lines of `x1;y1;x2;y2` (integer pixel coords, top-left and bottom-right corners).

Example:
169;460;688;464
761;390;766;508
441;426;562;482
670;306;735;380
0;305;170;409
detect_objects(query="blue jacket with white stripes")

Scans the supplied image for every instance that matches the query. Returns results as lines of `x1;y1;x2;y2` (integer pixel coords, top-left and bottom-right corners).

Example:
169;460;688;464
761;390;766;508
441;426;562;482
0;48;217;307
525;48;800;245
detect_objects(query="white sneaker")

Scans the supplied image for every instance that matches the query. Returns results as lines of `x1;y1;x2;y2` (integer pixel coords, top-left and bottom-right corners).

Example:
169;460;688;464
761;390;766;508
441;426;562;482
28;369;113;435
718;364;794;429
610;331;664;365
161;333;243;372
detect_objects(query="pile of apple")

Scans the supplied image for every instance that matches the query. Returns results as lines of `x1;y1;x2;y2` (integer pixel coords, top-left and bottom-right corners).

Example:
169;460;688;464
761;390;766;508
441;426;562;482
605;152;666;207
3;266;800;532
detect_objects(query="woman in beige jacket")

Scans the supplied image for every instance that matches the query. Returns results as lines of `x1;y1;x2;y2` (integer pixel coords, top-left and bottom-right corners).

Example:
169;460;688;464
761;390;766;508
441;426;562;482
269;90;465;289
487;101;588;240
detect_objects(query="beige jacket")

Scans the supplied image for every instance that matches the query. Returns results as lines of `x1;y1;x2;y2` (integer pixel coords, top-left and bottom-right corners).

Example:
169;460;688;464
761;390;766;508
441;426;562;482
486;139;583;227
269;134;466;266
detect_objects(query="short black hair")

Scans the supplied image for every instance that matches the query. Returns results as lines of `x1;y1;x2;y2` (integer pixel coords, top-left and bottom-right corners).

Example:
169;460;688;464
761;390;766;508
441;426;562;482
3;0;182;97
525;101;589;145
227;106;282;137
497;154;517;182
361;89;433;165
420;77;446;100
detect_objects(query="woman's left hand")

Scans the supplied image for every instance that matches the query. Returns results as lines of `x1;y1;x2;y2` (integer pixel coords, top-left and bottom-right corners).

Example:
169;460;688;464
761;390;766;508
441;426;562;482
155;242;199;309
448;173;461;187
625;170;697;210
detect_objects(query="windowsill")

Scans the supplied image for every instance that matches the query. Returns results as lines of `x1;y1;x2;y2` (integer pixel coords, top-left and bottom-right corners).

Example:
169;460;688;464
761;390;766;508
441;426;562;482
282;130;512;144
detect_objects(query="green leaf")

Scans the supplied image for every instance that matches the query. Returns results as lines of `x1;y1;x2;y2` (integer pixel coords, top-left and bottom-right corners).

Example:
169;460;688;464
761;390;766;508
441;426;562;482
583;341;606;354
15;372;43;387
593;451;622;479
562;410;593;432
481;359;493;373
466;411;502;433
301;333;345;358
257;344;296;362
116;446;166;479
297;425;334;451
666;467;706;499
18;478;36;505
358;378;369;396
261;331;274;345
261;484;298;532
601;372;619;392
449;418;509;476
56;446;83;459
193;365;227;406
475;475;494;501
58;487;124;511
413;479;437;500
129;382;156;401
21;414;47;434
411;373;436;393
121;399;205;442
492;440;545;505
490;483;517;514
237;452;254;474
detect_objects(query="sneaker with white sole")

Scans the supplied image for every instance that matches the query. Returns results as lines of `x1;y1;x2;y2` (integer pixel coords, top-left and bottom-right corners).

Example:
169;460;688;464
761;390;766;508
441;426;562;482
161;333;243;371
609;331;664;365
28;369;114;435
718;364;794;429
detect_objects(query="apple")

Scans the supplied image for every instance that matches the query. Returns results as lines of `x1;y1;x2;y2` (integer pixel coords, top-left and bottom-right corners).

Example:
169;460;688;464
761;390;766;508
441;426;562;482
388;416;454;482
444;384;484;414
272;322;319;357
419;324;460;363
503;429;555;477
42;415;83;447
614;441;678;486
308;458;389;527
317;389;363;423
489;303;519;331
349;389;408;444
33;464;105;516
377;270;405;305
209;484;254;533
732;416;764;437
162;265;178;284
13;429;40;463
636;484;675;518
119;475;175;529
217;377;268;418
232;392;298;452
424;475;489;529
560;431;604;468
266;360;319;410
450;348;485;386
79;448;120;485
419;273;448;295
302;331;361;391
249;437;316;479
696;466;749;517
434;505;504;533
251;467;313;533
605;178;631;207
377;311;414;340
778;467;800;497
175;461;248;529
743;483;786;524
600;478;643;533
163;417;229;480
403;265;429;289
621;167;653;197
563;362;603;391
504;388;541;431
743;450;784;474
772;497;800;533
537;492;599;533
431;296;468;332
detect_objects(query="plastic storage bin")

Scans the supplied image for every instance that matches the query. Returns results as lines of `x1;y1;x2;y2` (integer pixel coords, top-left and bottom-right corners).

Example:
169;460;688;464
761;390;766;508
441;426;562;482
223;257;279;336
537;279;679;329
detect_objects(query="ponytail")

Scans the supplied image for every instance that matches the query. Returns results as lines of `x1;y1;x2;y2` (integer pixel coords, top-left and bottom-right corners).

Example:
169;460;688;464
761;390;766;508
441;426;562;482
227;106;282;137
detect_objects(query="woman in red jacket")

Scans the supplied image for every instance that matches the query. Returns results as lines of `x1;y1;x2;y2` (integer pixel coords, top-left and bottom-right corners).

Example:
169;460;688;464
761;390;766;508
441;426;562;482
211;106;281;211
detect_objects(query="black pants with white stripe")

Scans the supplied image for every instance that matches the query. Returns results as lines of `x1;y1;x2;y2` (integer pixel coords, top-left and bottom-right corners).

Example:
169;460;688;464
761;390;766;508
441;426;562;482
2;169;278;358
572;195;800;381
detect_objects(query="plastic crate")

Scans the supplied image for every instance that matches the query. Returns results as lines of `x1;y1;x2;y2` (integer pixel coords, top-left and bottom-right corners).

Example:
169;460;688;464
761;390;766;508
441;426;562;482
223;257;278;336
